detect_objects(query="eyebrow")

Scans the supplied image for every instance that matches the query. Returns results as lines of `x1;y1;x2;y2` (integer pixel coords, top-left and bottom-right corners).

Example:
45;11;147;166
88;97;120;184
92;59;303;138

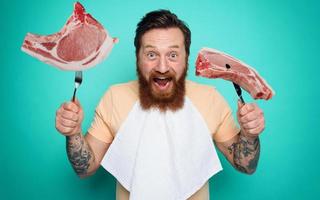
143;45;180;49
168;45;180;48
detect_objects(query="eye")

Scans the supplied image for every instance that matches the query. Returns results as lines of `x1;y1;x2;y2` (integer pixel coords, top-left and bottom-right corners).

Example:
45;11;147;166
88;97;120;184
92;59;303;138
146;52;157;60
168;52;178;60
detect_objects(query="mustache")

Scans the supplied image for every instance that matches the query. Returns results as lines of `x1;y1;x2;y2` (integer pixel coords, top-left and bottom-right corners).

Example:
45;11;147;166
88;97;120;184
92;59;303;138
149;69;176;80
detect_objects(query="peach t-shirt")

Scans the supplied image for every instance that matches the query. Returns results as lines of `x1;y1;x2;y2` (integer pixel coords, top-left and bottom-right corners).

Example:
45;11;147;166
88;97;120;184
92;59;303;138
88;80;240;200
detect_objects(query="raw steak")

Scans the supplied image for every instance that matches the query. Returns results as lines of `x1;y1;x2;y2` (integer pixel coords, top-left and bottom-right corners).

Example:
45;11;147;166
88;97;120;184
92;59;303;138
196;47;275;100
21;2;117;71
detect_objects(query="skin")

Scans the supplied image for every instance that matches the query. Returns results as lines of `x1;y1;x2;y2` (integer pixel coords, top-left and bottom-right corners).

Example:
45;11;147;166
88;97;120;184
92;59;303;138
137;28;187;96
55;99;110;178
215;100;264;174
55;27;265;178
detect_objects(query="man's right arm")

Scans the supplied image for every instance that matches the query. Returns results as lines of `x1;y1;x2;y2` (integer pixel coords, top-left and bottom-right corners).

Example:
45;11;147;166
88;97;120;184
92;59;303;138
66;132;110;178
56;100;111;178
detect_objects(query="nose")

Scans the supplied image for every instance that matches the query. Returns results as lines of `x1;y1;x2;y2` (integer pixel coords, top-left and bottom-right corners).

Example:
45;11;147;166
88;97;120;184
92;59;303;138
155;56;169;73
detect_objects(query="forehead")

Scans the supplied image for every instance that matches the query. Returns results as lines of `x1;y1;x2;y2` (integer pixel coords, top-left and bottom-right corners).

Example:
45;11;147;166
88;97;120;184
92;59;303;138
141;28;185;49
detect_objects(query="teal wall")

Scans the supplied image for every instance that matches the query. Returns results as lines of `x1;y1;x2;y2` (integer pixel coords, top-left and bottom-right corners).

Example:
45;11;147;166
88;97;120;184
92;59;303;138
1;0;319;199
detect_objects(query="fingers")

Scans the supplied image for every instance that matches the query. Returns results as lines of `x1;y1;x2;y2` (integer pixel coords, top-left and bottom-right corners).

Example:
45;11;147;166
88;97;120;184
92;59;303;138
58;109;79;122
55;121;79;136
243;120;265;136
55;100;83;136
63;101;80;113
237;102;265;136
238;102;256;116
56;115;78;128
239;107;264;123
237;100;244;109
240;117;264;130
73;98;82;107
55;115;76;134
55;122;70;134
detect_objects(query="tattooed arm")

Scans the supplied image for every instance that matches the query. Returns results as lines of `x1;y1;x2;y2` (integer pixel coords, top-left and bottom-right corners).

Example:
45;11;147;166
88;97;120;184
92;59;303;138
56;100;110;178
67;133;93;177
66;132;111;178
215;132;260;174
215;101;264;174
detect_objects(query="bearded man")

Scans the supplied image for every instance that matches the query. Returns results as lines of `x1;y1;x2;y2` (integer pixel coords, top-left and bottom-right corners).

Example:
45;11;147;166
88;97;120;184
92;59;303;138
55;9;265;200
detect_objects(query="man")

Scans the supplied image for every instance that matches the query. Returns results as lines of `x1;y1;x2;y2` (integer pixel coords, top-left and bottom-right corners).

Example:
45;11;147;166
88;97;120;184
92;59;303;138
55;10;264;200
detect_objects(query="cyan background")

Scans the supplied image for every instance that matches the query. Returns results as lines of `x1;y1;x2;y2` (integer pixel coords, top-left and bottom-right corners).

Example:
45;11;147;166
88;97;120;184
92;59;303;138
1;0;319;199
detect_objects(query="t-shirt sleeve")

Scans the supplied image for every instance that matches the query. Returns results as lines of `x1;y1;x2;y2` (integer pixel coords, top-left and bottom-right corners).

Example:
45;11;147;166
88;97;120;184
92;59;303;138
212;90;240;143
87;89;114;144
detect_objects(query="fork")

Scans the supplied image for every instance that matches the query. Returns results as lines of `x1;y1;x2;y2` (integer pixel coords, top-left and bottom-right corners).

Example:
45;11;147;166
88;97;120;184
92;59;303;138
225;64;245;104
72;71;83;102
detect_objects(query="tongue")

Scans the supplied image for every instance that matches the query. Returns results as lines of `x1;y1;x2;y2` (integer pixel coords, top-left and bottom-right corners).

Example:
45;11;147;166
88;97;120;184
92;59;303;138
156;79;168;86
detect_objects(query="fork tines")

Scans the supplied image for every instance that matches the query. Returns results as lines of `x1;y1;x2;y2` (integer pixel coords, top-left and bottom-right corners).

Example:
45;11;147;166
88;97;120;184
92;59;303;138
75;71;83;88
72;71;83;102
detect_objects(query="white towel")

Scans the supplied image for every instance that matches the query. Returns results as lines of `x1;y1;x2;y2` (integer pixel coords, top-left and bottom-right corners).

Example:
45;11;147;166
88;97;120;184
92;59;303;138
101;97;222;200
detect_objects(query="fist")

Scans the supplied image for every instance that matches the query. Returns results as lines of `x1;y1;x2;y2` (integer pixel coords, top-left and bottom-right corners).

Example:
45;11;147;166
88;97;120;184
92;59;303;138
55;99;84;136
237;100;265;138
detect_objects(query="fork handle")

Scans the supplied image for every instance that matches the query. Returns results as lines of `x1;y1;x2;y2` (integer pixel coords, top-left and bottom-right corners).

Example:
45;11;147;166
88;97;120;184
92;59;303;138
239;95;245;104
72;88;77;102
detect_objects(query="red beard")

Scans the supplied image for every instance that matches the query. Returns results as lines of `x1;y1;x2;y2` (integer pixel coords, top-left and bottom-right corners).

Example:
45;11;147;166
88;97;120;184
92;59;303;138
137;66;187;112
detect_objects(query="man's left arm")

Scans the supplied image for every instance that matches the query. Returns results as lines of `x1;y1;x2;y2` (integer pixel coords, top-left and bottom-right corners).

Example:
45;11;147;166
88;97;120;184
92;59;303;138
215;101;265;174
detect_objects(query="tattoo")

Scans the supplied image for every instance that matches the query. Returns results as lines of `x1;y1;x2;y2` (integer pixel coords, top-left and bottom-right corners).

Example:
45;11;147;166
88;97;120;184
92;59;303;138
66;134;93;176
227;133;260;174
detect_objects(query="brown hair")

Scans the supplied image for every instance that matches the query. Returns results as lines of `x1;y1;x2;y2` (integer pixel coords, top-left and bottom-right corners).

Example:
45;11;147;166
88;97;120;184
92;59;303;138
134;9;191;58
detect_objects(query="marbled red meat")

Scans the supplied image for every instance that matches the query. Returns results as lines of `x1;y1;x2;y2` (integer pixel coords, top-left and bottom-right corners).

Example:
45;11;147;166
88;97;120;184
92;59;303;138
21;2;117;71
196;47;275;100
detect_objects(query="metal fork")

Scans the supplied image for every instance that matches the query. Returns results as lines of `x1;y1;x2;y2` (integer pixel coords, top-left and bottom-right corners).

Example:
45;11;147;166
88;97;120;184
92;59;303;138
225;64;245;104
72;71;83;102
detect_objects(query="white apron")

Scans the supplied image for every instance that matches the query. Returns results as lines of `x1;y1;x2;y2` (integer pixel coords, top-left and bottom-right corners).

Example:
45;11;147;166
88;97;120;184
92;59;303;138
100;97;222;200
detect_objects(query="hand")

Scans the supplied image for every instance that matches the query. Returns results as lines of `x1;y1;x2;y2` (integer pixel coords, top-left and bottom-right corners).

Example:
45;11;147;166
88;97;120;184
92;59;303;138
55;99;84;136
237;100;265;139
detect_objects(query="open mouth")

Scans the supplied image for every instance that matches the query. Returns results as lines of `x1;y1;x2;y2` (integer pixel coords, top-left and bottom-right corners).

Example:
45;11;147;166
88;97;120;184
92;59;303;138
152;77;173;90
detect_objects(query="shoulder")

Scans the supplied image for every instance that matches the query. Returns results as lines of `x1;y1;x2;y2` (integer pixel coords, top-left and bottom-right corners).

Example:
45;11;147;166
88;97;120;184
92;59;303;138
109;80;139;96
186;80;230;118
186;80;222;101
101;80;139;101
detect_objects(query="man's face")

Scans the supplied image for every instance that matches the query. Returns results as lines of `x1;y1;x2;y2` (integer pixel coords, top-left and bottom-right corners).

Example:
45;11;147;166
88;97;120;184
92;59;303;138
138;28;187;95
137;27;188;111
137;27;187;111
